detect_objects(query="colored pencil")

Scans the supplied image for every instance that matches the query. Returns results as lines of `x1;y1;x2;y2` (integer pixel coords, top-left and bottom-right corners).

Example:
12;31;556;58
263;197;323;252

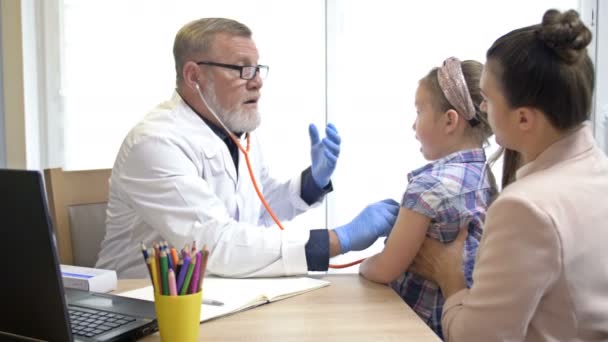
166;247;174;272
148;255;160;294
176;255;191;292
170;248;179;269
154;244;162;293
180;258;196;295
182;243;190;259
168;269;177;296
160;251;169;295
175;259;183;277
140;242;148;259
197;248;209;292
189;251;202;294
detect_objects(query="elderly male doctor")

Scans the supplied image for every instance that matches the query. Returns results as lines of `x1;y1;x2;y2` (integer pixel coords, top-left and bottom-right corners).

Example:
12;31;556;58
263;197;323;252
96;18;398;279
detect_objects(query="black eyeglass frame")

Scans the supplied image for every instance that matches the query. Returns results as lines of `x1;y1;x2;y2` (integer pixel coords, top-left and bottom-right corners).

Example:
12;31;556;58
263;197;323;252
196;61;269;80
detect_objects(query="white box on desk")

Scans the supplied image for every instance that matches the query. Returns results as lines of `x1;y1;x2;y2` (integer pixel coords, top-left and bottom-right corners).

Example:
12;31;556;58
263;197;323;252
60;265;117;293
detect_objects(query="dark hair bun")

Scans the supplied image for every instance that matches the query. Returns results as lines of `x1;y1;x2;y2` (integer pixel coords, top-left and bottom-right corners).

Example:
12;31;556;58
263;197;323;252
537;9;592;64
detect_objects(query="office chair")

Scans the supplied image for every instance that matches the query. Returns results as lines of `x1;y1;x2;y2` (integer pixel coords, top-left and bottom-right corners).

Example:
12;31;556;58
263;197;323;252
44;168;112;267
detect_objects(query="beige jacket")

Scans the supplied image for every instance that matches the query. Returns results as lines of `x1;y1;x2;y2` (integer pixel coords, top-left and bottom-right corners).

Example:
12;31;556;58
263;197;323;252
442;123;608;341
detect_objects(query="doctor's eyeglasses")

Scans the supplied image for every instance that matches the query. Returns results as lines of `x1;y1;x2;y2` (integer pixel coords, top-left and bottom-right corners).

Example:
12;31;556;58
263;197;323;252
196;61;269;80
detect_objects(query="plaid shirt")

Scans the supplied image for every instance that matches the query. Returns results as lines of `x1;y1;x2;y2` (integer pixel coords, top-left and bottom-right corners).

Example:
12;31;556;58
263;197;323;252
390;148;497;339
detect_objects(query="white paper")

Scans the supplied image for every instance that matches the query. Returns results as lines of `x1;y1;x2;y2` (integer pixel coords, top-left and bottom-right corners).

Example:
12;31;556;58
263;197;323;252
117;276;330;322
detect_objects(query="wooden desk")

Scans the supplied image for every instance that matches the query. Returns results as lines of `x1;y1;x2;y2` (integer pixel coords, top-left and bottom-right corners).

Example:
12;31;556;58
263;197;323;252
117;275;440;341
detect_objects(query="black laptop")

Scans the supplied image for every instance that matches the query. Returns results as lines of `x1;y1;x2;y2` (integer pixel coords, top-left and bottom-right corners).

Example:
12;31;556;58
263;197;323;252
0;169;157;342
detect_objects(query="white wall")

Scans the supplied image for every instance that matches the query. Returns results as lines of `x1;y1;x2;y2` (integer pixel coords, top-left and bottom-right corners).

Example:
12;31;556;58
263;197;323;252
0;0;45;170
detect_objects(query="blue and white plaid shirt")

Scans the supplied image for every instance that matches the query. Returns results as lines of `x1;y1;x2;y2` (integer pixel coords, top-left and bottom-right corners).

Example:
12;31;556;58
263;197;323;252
391;148;497;339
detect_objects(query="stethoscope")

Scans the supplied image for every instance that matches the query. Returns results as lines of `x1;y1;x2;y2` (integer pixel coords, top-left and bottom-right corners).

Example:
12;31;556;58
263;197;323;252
195;83;362;269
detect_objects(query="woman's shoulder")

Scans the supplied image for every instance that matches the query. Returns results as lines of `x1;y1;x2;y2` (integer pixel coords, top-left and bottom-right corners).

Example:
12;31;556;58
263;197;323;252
494;176;553;213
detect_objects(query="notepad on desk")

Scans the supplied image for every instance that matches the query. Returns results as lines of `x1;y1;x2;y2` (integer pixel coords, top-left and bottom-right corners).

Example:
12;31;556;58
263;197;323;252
118;276;330;322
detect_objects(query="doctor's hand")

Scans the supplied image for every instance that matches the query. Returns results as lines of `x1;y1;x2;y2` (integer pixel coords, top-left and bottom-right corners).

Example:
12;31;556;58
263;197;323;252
309;123;341;188
333;199;400;254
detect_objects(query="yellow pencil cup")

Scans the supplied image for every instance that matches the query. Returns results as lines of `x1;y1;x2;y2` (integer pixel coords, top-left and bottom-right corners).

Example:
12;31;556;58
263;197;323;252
154;291;202;342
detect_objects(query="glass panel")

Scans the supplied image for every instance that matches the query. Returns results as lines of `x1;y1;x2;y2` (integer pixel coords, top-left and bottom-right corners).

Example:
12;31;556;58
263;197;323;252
327;0;579;270
60;0;326;228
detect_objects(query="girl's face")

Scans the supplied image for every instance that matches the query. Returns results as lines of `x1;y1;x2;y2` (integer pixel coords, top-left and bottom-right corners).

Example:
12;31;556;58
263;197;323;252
480;61;519;150
413;82;445;160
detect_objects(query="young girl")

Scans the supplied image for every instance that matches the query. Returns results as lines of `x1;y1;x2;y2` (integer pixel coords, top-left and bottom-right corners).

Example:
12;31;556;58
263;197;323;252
359;57;498;338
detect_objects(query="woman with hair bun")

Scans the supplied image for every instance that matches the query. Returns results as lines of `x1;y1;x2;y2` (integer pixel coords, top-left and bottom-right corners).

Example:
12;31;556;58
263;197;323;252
410;9;608;341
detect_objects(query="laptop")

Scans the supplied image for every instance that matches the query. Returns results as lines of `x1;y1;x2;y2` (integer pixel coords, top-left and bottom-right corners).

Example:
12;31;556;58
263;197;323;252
0;169;158;342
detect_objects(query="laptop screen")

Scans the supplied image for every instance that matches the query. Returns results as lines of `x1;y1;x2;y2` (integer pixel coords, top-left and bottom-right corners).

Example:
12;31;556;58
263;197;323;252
0;170;72;341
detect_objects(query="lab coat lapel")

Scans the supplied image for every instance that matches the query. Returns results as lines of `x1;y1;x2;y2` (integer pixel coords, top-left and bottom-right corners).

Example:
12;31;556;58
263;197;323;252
175;94;238;187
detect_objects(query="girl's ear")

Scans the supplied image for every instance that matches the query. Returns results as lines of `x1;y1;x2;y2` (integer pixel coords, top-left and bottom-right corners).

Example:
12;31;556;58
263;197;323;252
444;109;460;134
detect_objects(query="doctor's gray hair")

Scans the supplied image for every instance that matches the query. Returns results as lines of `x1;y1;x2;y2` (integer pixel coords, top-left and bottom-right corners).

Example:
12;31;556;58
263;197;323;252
173;18;252;83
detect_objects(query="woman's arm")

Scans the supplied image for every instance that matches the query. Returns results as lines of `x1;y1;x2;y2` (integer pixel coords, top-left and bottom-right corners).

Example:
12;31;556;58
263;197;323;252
443;197;559;341
359;207;430;284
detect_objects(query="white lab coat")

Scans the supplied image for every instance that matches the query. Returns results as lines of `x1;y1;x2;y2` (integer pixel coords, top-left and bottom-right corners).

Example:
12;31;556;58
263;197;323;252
96;92;320;278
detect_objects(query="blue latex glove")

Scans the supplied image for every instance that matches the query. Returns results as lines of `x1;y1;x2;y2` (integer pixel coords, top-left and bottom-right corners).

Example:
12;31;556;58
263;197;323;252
309;123;341;188
333;199;400;254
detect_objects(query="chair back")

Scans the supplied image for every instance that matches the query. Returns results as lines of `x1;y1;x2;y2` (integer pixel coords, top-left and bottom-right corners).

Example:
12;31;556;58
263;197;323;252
44;168;111;266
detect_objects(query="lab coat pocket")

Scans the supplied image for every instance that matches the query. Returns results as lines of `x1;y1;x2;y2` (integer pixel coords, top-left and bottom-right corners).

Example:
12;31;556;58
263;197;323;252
204;152;237;188
206;153;225;176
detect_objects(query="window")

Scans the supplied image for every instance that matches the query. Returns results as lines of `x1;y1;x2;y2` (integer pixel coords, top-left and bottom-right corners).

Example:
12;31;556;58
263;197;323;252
57;0;327;229
325;0;580;267
58;0;326;173
47;0;583;271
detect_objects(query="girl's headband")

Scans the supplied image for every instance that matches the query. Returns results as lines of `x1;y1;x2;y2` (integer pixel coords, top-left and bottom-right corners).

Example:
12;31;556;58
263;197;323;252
437;57;479;126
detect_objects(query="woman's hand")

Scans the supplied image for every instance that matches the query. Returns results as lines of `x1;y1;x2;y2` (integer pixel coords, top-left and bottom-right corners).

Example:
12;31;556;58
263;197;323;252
409;227;468;298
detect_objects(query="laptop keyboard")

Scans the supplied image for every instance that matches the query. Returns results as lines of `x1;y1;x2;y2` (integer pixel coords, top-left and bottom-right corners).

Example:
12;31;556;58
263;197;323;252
68;307;136;338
